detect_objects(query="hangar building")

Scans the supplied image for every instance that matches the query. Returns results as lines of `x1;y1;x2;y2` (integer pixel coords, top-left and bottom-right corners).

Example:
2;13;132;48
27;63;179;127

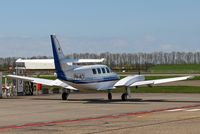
14;59;56;96
15;58;55;75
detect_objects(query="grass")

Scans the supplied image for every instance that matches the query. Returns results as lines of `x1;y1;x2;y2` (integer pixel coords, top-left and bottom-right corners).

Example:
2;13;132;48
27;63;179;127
149;64;200;74
145;76;200;80
112;86;200;93
35;75;56;80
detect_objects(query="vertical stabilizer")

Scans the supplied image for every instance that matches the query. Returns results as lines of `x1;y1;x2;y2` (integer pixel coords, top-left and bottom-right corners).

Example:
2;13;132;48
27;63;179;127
50;34;67;80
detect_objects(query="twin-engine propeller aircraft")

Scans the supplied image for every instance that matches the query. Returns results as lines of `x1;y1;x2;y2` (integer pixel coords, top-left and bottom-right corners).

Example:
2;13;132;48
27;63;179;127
8;35;193;101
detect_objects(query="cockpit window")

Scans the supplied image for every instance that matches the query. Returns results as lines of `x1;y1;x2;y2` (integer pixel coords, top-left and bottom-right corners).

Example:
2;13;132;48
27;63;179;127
106;67;110;73
101;68;106;73
92;69;97;74
97;68;101;74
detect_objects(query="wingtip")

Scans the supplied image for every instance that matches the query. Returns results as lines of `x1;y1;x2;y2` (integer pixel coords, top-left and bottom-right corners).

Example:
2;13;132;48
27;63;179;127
188;75;195;79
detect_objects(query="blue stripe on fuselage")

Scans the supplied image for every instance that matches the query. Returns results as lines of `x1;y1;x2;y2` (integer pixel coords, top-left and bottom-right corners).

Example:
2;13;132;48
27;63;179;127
64;76;120;84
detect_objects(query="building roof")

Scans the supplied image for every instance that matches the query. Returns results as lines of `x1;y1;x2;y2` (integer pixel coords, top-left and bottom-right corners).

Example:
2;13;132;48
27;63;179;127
16;59;55;70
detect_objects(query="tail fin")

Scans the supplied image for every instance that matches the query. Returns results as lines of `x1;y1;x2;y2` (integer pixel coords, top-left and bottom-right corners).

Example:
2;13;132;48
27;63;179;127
50;34;67;80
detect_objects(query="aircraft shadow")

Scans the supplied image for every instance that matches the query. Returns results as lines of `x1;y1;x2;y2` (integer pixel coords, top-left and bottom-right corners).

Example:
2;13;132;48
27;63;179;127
18;97;200;104
69;98;144;104
63;98;200;104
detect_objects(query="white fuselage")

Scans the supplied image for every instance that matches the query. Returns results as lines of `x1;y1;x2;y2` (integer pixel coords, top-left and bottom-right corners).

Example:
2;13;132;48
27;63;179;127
61;64;120;91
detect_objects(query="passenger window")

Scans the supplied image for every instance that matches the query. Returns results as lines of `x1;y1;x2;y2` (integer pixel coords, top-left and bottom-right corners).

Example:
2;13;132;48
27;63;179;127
92;69;97;74
97;68;101;74
106;67;110;73
101;68;106;73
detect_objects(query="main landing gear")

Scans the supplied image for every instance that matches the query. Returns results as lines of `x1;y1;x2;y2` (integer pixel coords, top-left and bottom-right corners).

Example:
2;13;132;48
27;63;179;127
121;87;131;101
107;87;131;101
121;93;128;101
108;90;112;101
62;89;70;100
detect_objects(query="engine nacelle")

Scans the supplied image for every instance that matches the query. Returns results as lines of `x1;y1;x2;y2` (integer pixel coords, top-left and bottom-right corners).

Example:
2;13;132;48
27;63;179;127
114;75;145;87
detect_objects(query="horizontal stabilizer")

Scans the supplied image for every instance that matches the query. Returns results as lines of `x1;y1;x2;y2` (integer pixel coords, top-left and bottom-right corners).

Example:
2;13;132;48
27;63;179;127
63;58;105;64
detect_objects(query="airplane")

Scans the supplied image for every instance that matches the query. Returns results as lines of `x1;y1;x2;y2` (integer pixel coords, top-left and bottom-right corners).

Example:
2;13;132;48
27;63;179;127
7;35;193;101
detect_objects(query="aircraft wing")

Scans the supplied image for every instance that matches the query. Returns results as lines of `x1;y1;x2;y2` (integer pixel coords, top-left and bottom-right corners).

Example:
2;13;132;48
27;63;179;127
7;75;78;90
130;76;193;86
114;75;193;87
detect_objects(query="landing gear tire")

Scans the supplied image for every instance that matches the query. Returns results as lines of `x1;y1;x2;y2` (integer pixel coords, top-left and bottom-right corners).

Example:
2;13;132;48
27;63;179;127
121;93;128;101
108;92;112;101
62;92;69;100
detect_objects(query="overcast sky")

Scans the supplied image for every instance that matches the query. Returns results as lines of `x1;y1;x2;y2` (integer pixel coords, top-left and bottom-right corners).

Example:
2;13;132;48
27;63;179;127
0;0;200;57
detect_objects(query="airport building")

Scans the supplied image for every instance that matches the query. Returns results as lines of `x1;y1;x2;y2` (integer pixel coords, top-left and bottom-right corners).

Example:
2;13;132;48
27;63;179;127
15;58;55;75
13;59;57;96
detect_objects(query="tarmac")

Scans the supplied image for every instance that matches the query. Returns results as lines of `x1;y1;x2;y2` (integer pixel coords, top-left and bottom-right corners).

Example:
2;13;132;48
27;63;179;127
0;93;200;134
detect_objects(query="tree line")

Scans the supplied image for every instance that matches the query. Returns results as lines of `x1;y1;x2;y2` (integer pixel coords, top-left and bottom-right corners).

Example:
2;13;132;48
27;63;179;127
67;52;200;66
1;52;200;71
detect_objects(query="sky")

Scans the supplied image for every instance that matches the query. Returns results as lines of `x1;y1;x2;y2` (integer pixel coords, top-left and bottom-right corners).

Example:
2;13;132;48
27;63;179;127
0;0;200;57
